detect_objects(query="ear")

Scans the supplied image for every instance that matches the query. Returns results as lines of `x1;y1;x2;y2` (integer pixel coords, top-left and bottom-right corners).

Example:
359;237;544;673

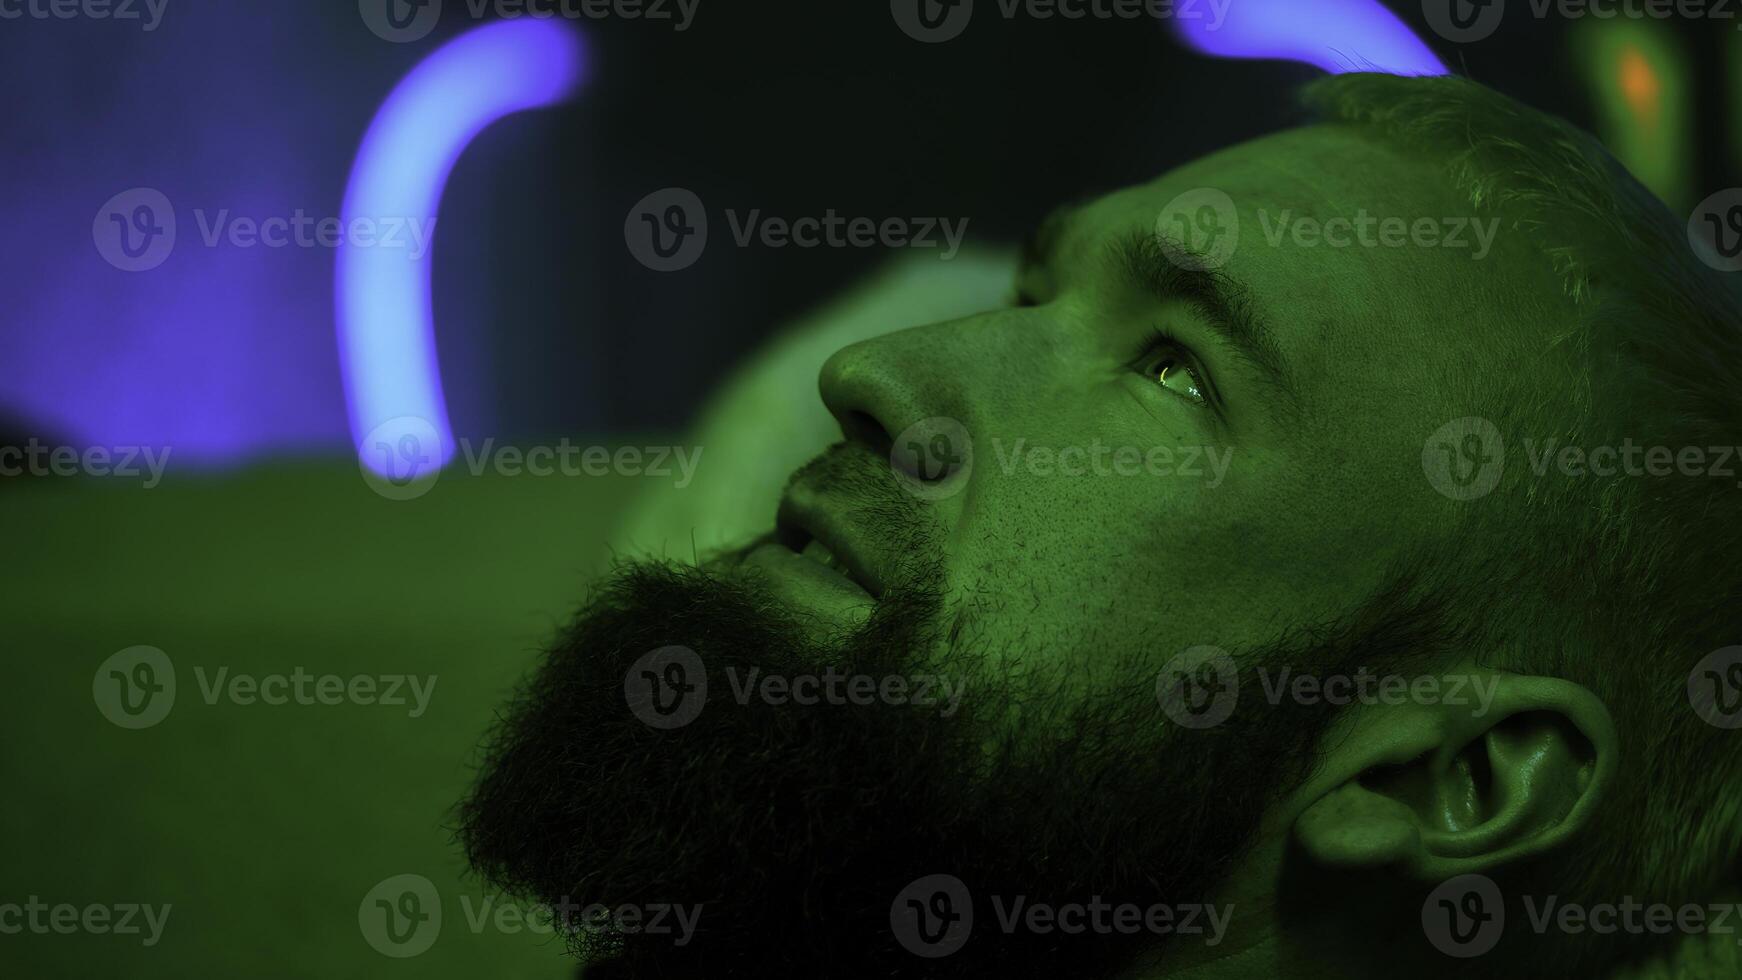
1291;666;1617;881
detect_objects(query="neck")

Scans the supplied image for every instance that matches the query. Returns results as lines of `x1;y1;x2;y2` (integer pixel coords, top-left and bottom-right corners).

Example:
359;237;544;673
1114;836;1306;980
1604;889;1742;980
1122;882;1742;979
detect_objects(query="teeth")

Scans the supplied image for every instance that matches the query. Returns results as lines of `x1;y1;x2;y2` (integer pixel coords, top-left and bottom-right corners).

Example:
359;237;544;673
801;538;848;575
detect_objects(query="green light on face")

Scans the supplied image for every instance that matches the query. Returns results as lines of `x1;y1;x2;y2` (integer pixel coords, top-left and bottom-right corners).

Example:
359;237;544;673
1574;18;1690;210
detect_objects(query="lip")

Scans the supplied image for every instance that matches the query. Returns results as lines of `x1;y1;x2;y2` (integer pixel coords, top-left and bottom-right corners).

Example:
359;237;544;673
776;492;888;600
739;526;875;630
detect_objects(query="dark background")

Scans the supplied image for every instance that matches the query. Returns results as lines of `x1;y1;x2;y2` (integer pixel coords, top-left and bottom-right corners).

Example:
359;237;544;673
0;0;1733;458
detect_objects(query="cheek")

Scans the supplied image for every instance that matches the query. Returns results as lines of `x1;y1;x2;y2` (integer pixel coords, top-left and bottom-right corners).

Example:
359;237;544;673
939;467;1248;652
940;456;1370;664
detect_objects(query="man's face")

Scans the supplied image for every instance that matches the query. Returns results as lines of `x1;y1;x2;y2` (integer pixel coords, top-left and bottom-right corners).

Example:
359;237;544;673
747;125;1485;671
462;126;1523;977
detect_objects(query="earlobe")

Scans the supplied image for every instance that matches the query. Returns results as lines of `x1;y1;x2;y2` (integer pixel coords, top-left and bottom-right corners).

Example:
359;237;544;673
1293;670;1617;881
1293;778;1422;869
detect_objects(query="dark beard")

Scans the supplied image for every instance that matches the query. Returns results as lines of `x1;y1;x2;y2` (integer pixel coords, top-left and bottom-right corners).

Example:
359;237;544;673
453;551;1392;979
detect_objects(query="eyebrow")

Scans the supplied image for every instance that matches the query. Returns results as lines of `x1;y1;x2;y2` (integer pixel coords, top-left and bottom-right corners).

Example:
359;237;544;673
1020;207;1298;407
1111;229;1296;402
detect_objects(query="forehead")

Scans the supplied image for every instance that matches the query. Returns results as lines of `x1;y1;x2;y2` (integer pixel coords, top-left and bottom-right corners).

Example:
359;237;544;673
1063;125;1522;430
1074;125;1461;248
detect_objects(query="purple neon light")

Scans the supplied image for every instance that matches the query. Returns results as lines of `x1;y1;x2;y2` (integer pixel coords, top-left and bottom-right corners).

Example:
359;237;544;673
1173;0;1447;76
337;20;587;476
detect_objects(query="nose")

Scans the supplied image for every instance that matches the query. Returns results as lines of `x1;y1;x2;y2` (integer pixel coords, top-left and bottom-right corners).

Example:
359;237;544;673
819;317;974;456
818;313;1037;488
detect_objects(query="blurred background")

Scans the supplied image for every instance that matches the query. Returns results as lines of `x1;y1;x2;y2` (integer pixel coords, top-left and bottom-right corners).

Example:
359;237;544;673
0;0;1732;462
2;1;1737;977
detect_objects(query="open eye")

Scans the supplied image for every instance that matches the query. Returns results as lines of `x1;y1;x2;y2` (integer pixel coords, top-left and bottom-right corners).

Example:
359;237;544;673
1143;352;1208;405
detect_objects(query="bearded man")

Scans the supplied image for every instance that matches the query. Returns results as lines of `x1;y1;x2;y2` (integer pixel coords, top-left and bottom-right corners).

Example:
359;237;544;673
460;73;1742;979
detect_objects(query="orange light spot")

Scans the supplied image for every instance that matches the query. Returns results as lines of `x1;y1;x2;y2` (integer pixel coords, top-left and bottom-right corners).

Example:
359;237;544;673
1620;46;1661;130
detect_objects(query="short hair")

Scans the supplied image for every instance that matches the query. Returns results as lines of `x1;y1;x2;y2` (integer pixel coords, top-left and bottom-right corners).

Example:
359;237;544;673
1303;73;1742;972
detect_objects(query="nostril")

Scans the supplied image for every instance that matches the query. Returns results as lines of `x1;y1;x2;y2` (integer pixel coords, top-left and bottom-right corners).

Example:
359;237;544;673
839;410;893;459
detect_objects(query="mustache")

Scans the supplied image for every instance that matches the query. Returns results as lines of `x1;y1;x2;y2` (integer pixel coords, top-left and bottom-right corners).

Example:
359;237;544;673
787;440;895;493
786;442;929;534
